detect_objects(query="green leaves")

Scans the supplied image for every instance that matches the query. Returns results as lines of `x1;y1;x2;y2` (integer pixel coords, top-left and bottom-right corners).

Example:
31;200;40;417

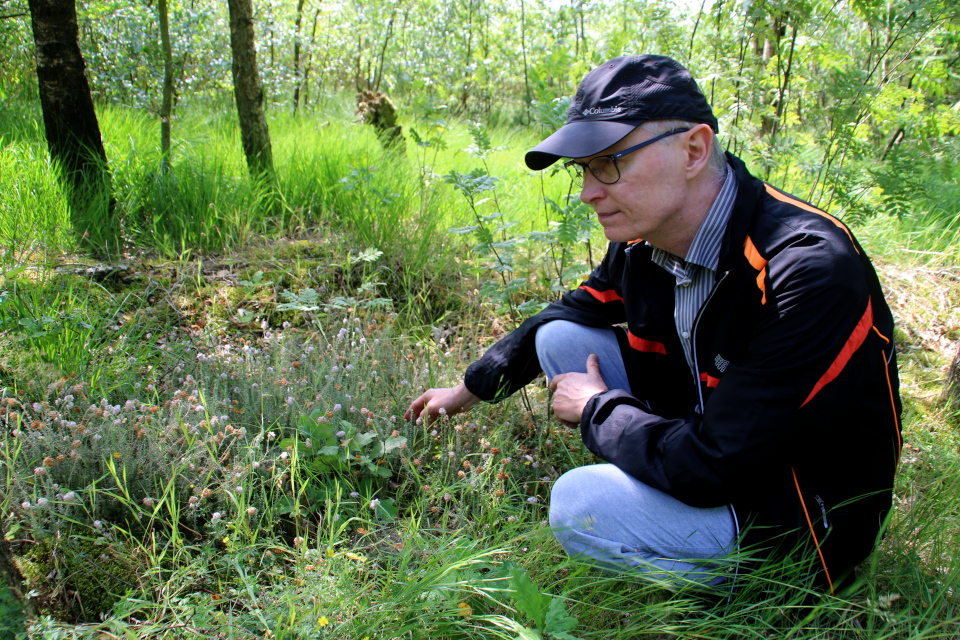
502;563;582;640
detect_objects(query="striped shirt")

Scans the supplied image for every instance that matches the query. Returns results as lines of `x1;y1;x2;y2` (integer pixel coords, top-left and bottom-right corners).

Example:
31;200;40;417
648;163;737;377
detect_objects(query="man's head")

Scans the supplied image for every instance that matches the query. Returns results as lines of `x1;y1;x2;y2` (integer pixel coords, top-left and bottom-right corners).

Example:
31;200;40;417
527;55;727;256
525;55;719;171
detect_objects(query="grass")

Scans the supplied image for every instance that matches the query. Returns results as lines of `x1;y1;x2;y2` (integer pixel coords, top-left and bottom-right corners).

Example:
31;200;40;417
2;97;960;638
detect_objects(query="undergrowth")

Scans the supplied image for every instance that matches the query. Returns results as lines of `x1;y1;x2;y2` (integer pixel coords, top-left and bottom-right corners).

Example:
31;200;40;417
1;99;959;639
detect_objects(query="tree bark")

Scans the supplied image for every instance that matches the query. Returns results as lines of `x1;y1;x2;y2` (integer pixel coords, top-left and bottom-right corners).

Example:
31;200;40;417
158;0;174;170
291;0;306;117
28;0;116;251
942;342;960;410
226;0;275;180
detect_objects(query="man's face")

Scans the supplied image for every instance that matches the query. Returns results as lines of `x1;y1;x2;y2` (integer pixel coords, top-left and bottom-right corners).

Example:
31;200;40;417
576;125;693;248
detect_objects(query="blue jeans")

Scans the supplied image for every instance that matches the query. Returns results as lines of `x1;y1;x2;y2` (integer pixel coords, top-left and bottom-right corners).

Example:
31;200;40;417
536;320;737;585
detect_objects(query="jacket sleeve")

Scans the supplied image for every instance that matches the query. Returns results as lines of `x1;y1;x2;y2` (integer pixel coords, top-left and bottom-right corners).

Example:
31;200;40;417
463;242;629;401
580;237;879;507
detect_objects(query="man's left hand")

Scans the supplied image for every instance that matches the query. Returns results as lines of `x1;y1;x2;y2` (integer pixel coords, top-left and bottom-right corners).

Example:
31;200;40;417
549;353;608;428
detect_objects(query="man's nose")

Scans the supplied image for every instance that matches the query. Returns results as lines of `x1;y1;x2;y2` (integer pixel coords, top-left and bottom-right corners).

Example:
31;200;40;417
579;174;605;204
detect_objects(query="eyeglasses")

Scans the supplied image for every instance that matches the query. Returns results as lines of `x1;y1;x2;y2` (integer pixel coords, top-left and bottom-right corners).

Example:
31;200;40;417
563;128;690;186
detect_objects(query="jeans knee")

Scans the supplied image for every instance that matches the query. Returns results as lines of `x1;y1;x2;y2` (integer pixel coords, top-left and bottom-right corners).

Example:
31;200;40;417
535;320;576;363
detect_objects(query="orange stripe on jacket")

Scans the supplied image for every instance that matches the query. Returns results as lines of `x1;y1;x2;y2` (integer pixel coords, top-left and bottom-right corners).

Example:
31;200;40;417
801;298;874;408
699;372;720;388
792;467;834;594
627;331;667;355
579;285;624;303
743;236;768;305
764;184;858;253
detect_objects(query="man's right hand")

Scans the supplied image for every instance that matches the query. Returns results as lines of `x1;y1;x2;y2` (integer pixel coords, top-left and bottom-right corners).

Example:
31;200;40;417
404;382;480;425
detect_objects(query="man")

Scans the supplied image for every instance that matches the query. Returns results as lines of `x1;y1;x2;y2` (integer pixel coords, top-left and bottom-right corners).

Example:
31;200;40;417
406;55;902;593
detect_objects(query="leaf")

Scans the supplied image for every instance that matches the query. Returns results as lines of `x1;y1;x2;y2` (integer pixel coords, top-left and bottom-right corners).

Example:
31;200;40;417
514;626;544;640
544;598;579;637
509;565;549;630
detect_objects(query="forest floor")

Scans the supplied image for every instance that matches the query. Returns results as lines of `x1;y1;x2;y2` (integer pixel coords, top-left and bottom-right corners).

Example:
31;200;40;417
4;218;960;639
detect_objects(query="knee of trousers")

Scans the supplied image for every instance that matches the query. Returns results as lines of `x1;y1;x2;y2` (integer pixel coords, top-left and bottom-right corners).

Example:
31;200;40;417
535;319;581;363
548;467;596;543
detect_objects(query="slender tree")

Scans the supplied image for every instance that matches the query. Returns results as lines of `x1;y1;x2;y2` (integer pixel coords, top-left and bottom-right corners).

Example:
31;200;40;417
291;0;306;116
28;0;116;251
226;0;275;180
158;0;175;169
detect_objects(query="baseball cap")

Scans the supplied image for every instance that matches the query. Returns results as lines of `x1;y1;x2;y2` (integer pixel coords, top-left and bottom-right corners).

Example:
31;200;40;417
525;55;719;171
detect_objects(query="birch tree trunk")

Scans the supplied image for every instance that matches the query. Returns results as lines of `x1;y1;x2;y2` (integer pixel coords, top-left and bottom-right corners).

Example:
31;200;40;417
28;0;116;253
158;0;175;170
226;0;275;180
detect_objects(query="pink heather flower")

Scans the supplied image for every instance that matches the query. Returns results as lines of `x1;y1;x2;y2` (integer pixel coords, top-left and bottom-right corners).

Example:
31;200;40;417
212;512;222;521
63;491;76;501
246;507;257;516
527;496;539;504
336;431;346;438
370;498;380;510
34;467;46;476
21;501;30;509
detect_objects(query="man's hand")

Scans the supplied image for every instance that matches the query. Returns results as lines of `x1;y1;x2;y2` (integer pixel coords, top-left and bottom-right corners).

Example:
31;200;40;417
405;382;480;425
550;354;608;428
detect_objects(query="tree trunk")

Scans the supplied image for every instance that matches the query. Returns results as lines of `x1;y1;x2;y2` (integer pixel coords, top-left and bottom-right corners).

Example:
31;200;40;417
942;342;960;410
291;0;306;117
28;0;116;253
158;0;174;170
226;0;275;180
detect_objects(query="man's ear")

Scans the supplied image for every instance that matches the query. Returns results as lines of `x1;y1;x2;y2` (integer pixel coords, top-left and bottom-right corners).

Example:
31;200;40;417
684;124;714;180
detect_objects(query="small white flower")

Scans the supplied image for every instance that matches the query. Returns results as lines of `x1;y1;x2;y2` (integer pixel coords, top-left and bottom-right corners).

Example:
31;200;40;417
279;452;289;460
336;431;346;438
212;512;222;521
370;498;380;510
143;497;155;507
305;439;313;449
333;404;342;412
438;407;447;415
63;491;76;501
252;461;261;469
94;520;104;529
246;507;257;516
527;496;539;504
350;492;360;498
267;431;276;441
286;397;295;406
21;501;30;509
235;486;243;494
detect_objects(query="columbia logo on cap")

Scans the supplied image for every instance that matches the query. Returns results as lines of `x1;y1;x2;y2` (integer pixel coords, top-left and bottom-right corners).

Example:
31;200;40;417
582;106;623;116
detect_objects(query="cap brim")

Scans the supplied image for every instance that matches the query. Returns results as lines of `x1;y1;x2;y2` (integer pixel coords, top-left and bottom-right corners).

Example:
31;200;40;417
524;120;642;170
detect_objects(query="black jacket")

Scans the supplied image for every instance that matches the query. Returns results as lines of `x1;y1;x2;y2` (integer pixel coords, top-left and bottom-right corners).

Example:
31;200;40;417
464;154;902;592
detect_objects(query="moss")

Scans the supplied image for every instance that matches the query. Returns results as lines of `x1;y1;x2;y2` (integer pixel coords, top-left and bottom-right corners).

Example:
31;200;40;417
61;536;141;621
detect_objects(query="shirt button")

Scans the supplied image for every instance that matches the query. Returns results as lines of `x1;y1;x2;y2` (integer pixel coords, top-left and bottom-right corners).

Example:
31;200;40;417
681;331;690;339
679;280;691;287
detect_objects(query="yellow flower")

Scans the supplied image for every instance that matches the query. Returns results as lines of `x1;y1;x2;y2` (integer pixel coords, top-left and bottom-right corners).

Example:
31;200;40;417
318;615;329;627
457;602;472;617
113;452;122;459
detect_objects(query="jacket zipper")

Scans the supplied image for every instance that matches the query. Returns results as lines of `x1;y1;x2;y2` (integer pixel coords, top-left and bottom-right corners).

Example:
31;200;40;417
815;494;829;529
691;270;730;413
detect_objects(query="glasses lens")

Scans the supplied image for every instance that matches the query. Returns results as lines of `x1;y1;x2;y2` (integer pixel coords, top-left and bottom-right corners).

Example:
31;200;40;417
587;156;619;184
565;163;585;186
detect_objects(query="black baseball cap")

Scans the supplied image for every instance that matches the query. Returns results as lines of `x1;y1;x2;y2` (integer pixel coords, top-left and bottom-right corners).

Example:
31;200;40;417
525;55;719;171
